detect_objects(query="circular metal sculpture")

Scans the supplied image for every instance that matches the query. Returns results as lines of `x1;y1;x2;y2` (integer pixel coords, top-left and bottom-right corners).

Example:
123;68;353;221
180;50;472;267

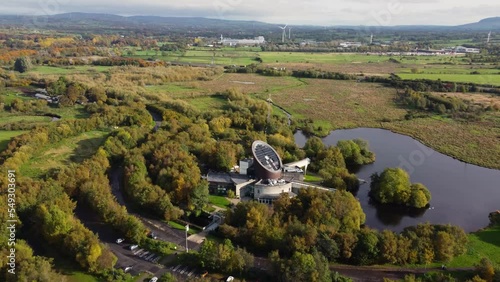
251;140;283;180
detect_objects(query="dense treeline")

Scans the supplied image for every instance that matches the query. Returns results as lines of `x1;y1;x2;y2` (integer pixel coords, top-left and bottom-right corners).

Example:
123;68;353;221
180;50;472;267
370;168;431;208
217;188;466;270
0;177;118;279
0;95;156;280
92;57;166;67
198;239;254;275
303;136;361;190
225;64;358;80
367;74;500;93
398;88;498;119
336;139;376;169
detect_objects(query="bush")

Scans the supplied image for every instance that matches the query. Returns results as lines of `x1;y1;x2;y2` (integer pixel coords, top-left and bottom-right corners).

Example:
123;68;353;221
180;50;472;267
14;57;33;73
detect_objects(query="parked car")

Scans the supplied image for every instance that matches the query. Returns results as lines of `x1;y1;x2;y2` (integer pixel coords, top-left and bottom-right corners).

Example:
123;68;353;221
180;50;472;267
149;277;158;282
116;238;124;244
124;266;133;272
148;232;158;239
226;276;234;282
129;244;138;251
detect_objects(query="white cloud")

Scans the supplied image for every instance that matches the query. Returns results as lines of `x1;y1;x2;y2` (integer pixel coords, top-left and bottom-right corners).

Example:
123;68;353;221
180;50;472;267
1;0;498;26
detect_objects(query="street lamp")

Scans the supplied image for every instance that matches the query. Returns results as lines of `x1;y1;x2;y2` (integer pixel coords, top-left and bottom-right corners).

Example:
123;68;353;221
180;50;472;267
185;224;189;253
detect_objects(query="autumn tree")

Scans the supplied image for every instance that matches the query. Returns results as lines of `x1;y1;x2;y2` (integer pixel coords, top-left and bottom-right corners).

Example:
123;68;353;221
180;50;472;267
370;168;431;208
271;251;332;282
475;258;495;282
336;139;375;168
198;239;254;274
14;56;33;73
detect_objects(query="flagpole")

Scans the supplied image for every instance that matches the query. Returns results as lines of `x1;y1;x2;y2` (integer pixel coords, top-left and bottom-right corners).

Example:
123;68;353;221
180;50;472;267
185;224;189;253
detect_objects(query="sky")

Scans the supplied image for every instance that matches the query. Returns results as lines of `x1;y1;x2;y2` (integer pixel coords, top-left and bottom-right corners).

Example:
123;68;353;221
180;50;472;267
2;0;499;26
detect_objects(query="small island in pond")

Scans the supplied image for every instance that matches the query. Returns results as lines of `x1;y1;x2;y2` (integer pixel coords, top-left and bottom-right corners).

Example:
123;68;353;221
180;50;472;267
369;168;431;208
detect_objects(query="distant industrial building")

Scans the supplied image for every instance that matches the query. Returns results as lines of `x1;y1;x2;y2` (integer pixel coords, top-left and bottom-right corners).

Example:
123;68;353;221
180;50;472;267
454;46;480;54
220;35;265;46
339;42;362;48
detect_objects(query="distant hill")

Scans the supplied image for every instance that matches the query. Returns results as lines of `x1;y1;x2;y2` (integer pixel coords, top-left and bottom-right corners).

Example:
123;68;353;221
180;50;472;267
0;13;497;36
456;17;500;31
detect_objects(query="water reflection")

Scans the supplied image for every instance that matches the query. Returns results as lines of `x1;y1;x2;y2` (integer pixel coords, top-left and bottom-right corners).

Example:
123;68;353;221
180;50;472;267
295;128;500;232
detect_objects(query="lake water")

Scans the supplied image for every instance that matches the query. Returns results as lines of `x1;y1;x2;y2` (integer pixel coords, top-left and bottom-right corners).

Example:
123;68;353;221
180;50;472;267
294;128;500;232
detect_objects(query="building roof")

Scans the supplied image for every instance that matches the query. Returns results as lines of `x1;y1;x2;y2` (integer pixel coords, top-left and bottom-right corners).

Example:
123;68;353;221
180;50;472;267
251;140;282;173
207;172;232;184
207;172;251;185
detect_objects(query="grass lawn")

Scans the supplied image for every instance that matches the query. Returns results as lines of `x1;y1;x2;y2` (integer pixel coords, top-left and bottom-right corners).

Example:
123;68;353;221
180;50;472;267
208;195;231;209
47;104;90;119
0;113;53;127
446;225;500;267
167;221;199;235
183;95;227;111
65;272;99;282
20;130;110;178
0;130;28;151
304;174;323;183
0;88;34;103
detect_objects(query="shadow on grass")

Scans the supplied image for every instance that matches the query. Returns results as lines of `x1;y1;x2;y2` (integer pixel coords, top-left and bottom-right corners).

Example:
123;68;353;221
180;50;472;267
475;226;500;248
68;135;109;164
0;139;10;152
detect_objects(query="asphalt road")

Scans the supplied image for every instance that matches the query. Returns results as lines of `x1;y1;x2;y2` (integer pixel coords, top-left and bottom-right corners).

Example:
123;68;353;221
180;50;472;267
74;202;166;277
108;166;201;251
73;165;202;278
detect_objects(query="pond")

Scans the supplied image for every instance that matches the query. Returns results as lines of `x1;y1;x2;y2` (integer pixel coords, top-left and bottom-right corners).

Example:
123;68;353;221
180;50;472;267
295;128;500;232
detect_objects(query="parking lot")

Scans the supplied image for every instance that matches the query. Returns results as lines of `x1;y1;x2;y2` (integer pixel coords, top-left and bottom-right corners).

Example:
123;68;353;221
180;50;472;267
112;243;165;277
169;264;202;279
131;247;162;264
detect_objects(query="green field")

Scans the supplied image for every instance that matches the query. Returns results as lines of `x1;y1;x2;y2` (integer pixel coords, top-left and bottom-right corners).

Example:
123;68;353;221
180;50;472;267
447;226;500;267
184;95;227;111
20;130;110;178
0;114;52;126
0;88;33;103
48;104;90;119
0;130;28;151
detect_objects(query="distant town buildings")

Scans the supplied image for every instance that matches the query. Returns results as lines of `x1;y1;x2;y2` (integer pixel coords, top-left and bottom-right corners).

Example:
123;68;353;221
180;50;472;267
339;42;362;48
453;46;480;54
220;35;265;46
